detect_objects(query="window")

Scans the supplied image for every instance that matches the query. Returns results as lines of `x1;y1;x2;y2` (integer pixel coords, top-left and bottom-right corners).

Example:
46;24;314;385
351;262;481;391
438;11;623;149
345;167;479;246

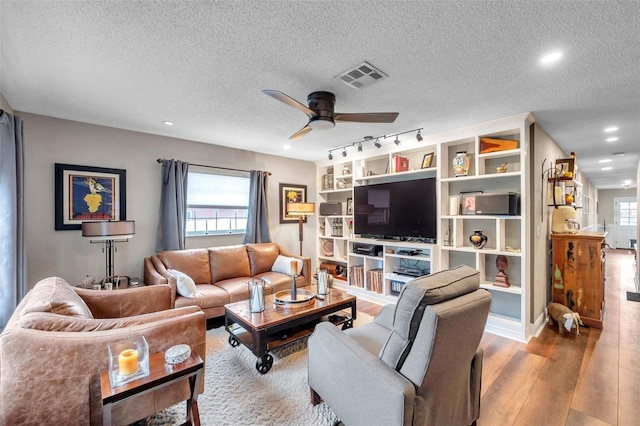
618;201;637;226
186;168;250;236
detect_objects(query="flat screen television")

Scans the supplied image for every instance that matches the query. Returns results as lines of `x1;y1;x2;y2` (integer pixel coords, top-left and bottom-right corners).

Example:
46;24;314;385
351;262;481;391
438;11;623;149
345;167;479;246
353;177;437;242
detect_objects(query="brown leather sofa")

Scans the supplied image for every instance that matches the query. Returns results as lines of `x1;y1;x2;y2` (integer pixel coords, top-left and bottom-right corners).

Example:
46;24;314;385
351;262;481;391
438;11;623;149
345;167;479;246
143;242;311;319
0;276;206;426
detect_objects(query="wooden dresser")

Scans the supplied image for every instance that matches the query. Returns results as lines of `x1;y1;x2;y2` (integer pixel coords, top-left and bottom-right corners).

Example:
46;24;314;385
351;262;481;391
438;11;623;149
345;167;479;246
551;231;606;328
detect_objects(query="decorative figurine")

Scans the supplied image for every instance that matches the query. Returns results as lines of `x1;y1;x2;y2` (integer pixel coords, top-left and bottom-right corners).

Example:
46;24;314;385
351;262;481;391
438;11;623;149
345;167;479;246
493;255;511;287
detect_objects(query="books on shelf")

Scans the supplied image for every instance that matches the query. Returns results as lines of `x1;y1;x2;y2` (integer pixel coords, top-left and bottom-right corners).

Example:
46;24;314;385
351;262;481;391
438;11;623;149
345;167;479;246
368;268;383;294
349;265;364;288
393;155;409;173
390;280;405;295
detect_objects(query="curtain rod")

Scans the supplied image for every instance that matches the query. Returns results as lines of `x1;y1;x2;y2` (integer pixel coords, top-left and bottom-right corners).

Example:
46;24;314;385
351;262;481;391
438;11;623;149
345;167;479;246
156;158;271;175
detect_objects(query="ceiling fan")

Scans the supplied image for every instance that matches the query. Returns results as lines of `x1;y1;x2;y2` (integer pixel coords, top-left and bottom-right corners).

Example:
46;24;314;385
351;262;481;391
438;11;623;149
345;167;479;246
262;90;399;140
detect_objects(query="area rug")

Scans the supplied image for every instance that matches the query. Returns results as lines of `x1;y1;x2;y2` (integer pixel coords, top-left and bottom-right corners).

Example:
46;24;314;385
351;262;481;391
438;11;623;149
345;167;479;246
143;311;374;426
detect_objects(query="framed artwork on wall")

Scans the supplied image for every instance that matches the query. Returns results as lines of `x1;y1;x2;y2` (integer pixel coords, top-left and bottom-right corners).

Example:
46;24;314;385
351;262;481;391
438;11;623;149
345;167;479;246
279;183;307;224
54;163;126;230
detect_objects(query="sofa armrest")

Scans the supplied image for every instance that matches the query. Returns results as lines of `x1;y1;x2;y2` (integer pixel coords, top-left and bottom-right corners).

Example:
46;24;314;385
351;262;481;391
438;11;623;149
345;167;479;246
146;255;177;307
74;285;172;319
374;304;396;329
308;322;415;426
0;308;206;426
278;246;312;285
144;256;167;285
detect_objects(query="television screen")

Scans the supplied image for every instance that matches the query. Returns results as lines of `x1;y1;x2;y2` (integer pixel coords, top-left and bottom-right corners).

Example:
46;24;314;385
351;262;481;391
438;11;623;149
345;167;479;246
353;178;437;241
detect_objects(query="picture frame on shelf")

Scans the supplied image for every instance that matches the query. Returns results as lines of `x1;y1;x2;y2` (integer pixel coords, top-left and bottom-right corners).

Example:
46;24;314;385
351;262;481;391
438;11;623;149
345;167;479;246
555;158;575;178
461;191;483;215
279;183;307;224
346;198;353;215
421;152;434;169
54;163;126;231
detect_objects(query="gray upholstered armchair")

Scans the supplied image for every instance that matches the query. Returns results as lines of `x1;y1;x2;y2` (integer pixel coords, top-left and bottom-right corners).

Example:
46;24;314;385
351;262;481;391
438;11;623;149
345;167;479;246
308;265;491;426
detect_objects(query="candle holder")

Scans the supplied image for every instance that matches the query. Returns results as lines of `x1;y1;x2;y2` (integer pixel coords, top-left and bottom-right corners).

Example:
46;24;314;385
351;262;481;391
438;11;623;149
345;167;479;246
107;336;149;389
248;279;265;313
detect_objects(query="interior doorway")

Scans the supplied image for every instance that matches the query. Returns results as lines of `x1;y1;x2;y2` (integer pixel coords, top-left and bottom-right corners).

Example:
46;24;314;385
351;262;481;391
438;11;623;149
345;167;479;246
612;197;637;249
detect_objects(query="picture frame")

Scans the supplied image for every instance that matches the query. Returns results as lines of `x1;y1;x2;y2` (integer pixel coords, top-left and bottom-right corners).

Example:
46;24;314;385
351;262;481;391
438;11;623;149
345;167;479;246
421;152;434;169
279;183;307;224
346;198;353;215
55;163;126;230
461;191;484;215
555;158;575;178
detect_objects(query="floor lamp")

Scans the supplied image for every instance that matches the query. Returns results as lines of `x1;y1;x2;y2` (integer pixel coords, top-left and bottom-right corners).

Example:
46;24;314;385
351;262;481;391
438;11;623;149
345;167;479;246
286;203;315;256
82;220;135;284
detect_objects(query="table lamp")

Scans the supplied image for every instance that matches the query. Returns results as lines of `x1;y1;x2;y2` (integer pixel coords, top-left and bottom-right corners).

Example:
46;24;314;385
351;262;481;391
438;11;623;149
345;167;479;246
286;202;315;256
82;220;135;284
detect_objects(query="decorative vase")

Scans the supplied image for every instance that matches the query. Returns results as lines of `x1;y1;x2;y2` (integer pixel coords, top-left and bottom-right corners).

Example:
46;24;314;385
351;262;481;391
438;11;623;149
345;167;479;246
469;229;488;249
452;151;470;176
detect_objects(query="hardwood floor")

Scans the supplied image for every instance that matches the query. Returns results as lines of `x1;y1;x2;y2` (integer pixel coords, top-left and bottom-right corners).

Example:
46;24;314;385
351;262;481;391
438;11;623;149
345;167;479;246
356;249;640;426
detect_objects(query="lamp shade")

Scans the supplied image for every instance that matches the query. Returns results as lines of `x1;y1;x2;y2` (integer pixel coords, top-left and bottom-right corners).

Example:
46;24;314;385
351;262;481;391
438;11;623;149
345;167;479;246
82;220;135;240
287;203;315;216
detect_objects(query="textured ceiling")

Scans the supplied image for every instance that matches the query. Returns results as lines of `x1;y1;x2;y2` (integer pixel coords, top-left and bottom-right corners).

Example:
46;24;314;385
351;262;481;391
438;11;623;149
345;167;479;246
1;1;638;189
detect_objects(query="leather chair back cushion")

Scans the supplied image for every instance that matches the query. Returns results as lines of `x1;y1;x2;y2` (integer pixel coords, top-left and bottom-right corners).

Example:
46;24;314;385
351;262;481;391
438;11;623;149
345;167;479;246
379;265;479;372
158;249;211;284
209;245;251;283
20;276;93;319
246;243;280;276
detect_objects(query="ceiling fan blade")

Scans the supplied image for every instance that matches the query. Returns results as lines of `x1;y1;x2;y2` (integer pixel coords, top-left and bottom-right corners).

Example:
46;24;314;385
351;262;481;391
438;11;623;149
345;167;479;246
262;90;316;117
289;124;312;140
334;112;399;123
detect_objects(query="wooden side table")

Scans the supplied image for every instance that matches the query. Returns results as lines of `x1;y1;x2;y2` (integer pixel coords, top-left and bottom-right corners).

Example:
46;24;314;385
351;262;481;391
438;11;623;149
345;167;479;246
101;351;203;426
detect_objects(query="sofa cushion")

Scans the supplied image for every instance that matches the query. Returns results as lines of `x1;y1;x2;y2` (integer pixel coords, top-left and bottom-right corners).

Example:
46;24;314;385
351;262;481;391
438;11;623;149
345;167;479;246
380;265;479;371
158;249;211;284
21;276;93;319
168;269;199;298
174;284;231;310
271;255;303;275
209;245;251;283
247;242;281;276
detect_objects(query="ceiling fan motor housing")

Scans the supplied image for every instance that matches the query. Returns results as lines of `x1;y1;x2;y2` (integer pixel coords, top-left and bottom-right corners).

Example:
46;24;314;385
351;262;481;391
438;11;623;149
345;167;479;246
307;91;336;129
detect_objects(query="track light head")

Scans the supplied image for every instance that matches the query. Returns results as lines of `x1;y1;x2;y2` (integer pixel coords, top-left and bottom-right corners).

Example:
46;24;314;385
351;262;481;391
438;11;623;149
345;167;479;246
357;143;363;152
416;130;423;142
394;136;401;146
374;138;381;148
328;152;333;160
341;149;347;157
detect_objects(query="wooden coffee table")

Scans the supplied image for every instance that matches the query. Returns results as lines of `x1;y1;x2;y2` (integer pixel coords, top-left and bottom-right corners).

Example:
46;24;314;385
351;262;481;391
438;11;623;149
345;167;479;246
224;287;356;374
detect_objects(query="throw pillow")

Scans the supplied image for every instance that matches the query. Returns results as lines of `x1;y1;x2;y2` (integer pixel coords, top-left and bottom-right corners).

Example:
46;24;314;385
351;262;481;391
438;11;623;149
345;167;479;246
271;255;303;275
21;276;94;319
168;269;198;298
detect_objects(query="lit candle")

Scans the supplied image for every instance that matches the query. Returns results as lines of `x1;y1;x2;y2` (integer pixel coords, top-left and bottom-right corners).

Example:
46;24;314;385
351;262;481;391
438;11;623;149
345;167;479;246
290;259;298;275
118;349;139;375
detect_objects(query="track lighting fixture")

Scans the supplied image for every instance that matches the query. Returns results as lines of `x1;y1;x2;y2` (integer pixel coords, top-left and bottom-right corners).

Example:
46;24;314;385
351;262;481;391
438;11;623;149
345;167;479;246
357;143;363;152
328;152;333;160
416;130;423;142
325;128;422;160
374;138;381;148
394;136;401;146
341;149;347;157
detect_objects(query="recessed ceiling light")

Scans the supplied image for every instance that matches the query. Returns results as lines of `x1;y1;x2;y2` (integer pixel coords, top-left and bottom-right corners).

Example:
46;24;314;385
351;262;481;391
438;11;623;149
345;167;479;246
598;159;612;163
540;51;563;64
613;152;625;156
604;126;618;133
606;137;619;142
283;144;291;150
601;167;613;171
162;121;174;126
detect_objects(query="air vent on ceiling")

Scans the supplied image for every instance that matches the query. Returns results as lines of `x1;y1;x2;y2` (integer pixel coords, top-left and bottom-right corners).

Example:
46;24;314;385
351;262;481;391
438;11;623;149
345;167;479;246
336;61;388;90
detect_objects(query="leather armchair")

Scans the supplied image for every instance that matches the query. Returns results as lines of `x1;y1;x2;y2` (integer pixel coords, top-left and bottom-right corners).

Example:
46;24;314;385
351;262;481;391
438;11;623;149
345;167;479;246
308;265;491;426
0;277;206;426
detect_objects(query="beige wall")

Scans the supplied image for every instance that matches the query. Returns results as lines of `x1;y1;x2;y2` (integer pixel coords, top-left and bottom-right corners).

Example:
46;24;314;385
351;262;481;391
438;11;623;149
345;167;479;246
19;112;316;287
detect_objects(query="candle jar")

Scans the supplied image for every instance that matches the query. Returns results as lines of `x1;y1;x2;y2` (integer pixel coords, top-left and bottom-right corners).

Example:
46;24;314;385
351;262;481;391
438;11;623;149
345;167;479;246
317;269;330;296
107;336;149;389
248;279;265;313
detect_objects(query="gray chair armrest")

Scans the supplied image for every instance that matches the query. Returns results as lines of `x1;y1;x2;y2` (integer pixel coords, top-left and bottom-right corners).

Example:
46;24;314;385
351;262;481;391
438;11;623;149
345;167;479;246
373;303;395;329
308;322;415;426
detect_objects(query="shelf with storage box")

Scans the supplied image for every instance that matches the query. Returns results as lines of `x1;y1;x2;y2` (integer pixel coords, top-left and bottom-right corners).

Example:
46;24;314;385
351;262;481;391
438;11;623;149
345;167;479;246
437;116;532;342
339;238;438;305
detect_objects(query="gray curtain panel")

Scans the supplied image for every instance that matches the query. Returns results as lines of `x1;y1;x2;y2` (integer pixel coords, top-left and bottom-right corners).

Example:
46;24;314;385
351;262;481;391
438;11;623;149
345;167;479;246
243;170;271;244
0;110;27;331
156;159;189;252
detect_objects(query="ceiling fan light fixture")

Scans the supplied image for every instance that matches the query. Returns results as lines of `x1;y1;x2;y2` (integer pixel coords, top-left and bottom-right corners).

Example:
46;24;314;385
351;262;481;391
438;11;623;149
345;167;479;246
308;117;335;130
